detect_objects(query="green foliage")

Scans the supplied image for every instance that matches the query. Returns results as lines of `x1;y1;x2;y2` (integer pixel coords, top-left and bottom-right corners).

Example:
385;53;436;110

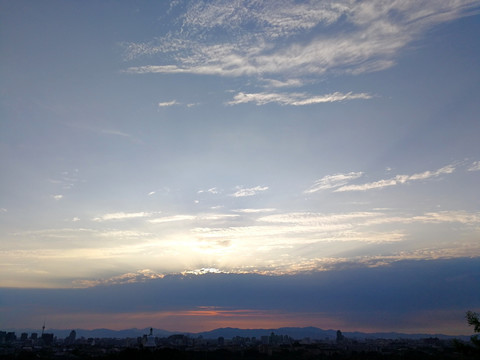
466;311;480;347
461;310;480;358
466;311;480;333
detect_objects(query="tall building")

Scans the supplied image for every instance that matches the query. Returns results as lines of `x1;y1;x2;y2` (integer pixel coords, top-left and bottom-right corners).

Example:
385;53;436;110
336;330;345;343
144;328;156;348
65;330;76;345
41;333;54;346
6;332;17;343
0;331;6;344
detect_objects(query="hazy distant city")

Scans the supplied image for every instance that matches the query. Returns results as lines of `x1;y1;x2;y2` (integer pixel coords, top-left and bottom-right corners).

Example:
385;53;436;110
2;324;479;359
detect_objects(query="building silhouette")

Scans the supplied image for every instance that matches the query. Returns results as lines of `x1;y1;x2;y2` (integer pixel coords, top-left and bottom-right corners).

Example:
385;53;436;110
65;330;76;345
144;328;156;348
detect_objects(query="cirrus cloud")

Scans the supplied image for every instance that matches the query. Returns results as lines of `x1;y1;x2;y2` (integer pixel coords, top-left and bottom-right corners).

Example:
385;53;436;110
230;186;269;197
305;172;363;194
335;165;455;192
93;212;153;222
227;91;373;106
123;0;479;86
467;161;480;171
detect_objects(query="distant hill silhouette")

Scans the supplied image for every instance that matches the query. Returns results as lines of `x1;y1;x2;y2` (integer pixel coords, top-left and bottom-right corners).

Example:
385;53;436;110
195;327;470;341
6;326;471;341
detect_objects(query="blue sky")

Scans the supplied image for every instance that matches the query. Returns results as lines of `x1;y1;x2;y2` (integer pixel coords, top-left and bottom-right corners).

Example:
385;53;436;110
1;1;479;334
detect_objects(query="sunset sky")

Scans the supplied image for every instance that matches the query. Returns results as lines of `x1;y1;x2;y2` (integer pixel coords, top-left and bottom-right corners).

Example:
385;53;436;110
1;0;479;335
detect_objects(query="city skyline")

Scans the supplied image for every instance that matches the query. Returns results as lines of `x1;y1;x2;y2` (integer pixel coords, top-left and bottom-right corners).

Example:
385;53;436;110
1;1;479;335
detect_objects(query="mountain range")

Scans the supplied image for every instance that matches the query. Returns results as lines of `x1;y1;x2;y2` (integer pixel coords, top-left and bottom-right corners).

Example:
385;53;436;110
5;327;471;342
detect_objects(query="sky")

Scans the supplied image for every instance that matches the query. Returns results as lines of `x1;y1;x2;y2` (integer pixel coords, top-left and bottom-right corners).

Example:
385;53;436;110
1;0;479;335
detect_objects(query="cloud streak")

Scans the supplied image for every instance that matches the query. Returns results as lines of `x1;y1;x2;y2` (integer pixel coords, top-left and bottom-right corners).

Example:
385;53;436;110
73;269;165;288
468;161;480;171
305;172;363;194
93;212;153;222
198;187;220;195
158;100;179;107
227;91;372;106
334;164;455;192
233;208;276;214
231;186;269;197
148;215;196;223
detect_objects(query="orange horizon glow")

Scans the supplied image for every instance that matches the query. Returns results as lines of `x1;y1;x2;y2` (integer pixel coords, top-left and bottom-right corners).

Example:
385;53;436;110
12;308;345;333
6;307;474;336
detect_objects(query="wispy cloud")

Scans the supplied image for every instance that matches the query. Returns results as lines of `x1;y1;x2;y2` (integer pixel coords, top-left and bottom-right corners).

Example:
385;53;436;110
258;212;379;225
364;210;480;227
73;269;165;288
157;100;200;107
230;185;269;197
148;213;238;224
335;165;455;192
194;211;383;241
262;78;304;88
182;267;226;276
192;224;351;243
148;214;196;223
49;169;82;191
468;161;480;171
233;208;276;213
68;122;139;143
123;1;478;84
408;211;480;225
100;129;132;137
52;194;63;200
227;91;372;106
158;100;179;107
93;212;153;222
198;187;220;194
305;172;363;194
200;214;239;221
